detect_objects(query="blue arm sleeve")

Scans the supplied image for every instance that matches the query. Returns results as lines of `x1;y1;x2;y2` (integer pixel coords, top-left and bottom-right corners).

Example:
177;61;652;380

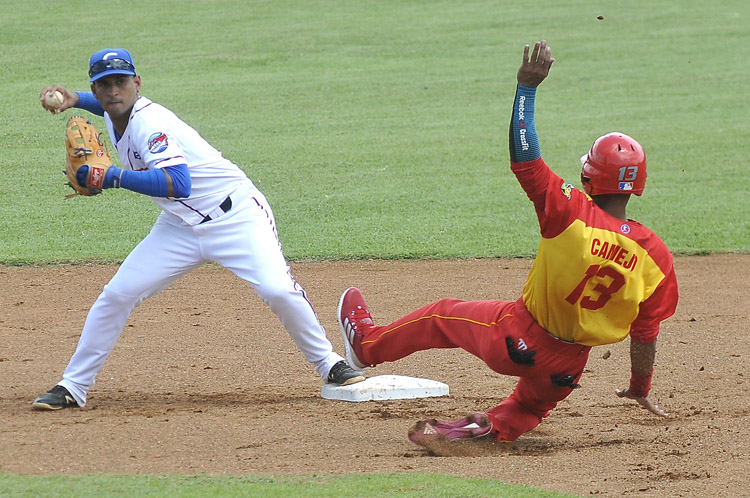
74;92;105;116
509;85;541;163
104;164;191;198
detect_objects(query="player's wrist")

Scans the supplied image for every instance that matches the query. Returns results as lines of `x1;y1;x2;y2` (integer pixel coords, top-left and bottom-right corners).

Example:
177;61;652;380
628;369;653;398
103;166;123;189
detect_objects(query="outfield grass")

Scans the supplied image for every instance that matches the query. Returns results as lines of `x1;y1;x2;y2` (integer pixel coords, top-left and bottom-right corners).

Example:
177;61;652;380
0;0;746;496
1;0;747;263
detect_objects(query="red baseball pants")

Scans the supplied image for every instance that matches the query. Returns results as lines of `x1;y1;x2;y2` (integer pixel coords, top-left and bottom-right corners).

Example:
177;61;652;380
359;297;591;441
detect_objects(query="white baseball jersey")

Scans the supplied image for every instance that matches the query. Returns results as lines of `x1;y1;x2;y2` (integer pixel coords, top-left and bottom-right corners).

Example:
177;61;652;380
105;96;252;225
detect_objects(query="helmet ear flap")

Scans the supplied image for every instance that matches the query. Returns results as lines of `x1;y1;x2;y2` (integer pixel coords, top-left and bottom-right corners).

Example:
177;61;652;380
580;172;593;195
579;153;594;195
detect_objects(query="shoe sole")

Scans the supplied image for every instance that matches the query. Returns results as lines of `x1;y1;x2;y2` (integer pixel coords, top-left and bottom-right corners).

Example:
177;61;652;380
31;401;66;411
408;419;449;446
338;374;366;386
337;288;368;370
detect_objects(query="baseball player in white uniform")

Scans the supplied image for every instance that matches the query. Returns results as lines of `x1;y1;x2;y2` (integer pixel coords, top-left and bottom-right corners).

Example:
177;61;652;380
33;48;364;410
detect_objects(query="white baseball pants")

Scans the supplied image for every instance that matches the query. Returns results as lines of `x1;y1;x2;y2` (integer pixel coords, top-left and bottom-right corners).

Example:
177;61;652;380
58;183;343;406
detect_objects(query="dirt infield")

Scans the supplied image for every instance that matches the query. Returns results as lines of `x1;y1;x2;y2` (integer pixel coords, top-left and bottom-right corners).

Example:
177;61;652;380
1;254;748;497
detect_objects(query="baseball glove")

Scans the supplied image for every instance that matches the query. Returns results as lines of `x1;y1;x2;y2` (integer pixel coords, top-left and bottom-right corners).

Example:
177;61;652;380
64;116;112;199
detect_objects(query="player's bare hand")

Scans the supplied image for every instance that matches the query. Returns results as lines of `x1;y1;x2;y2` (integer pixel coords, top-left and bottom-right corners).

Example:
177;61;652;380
615;388;668;417
39;85;78;114
517;40;555;88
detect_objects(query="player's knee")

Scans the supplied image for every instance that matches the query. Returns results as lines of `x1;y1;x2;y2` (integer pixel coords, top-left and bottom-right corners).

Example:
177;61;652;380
255;282;295;309
99;284;145;307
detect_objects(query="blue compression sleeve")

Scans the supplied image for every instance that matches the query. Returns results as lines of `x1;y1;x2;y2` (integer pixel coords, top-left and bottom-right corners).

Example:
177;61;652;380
75;92;105;116
509;85;541;163
104;164;191;198
159;163;191;197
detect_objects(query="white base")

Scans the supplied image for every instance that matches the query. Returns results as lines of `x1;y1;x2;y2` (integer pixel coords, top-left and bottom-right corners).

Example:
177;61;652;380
321;374;449;402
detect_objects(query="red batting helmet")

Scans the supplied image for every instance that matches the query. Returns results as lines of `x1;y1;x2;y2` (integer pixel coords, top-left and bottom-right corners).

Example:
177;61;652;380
580;132;647;196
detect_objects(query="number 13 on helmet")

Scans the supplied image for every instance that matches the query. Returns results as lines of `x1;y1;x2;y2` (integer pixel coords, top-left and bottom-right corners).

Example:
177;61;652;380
580;132;647;196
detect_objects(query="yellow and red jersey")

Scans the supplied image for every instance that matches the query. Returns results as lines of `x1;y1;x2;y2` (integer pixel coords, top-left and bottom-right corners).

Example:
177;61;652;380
511;158;678;346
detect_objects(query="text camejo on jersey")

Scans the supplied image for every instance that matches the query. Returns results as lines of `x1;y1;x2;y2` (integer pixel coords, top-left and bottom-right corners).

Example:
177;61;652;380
590;238;638;271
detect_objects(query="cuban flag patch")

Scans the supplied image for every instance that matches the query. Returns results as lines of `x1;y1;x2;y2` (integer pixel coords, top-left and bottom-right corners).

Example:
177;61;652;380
147;132;169;154
618;182;634;191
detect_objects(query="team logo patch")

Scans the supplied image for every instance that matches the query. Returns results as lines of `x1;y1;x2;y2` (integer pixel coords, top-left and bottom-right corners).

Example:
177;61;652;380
147;132;168;154
620;223;631;234
618;182;634;191
560;182;574;200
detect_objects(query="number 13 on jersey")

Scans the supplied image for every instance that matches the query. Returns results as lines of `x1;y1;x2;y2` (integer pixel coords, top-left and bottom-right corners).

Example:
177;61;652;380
565;264;626;310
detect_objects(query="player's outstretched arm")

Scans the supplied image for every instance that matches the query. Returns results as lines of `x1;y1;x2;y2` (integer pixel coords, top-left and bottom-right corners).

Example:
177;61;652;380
509;40;554;163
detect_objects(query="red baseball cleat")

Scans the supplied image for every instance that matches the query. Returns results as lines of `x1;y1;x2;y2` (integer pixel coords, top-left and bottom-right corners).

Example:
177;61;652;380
337;287;375;369
408;413;493;447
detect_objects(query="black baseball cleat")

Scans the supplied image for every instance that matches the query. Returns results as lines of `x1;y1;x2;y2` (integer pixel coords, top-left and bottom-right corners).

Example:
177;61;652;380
31;385;80;411
327;360;365;386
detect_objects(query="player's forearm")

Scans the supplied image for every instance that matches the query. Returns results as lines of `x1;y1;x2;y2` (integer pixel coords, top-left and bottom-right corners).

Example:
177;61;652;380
74;91;105;116
629;338;657;397
509;85;541;163
104;164;191;198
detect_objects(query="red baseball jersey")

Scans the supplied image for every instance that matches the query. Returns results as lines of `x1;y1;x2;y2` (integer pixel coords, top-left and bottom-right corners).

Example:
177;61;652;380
511;158;678;346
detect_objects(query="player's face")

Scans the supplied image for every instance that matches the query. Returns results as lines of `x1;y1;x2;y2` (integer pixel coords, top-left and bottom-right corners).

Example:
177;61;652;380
91;75;141;120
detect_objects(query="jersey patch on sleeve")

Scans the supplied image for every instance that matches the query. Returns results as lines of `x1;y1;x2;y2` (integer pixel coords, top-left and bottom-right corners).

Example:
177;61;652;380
147;132;169;154
560;182;574;200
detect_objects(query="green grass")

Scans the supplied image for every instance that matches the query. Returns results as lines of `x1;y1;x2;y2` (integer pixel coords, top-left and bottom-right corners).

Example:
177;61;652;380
0;473;579;497
1;0;747;263
0;0;746;496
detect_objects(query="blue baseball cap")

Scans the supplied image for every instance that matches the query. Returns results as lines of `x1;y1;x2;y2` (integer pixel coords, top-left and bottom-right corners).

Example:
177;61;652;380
88;48;136;82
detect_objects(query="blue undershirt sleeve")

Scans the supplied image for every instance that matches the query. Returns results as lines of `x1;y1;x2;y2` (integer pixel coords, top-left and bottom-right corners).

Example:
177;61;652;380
509;85;541;163
160;163;191;197
104;164;191;198
74;92;105;116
